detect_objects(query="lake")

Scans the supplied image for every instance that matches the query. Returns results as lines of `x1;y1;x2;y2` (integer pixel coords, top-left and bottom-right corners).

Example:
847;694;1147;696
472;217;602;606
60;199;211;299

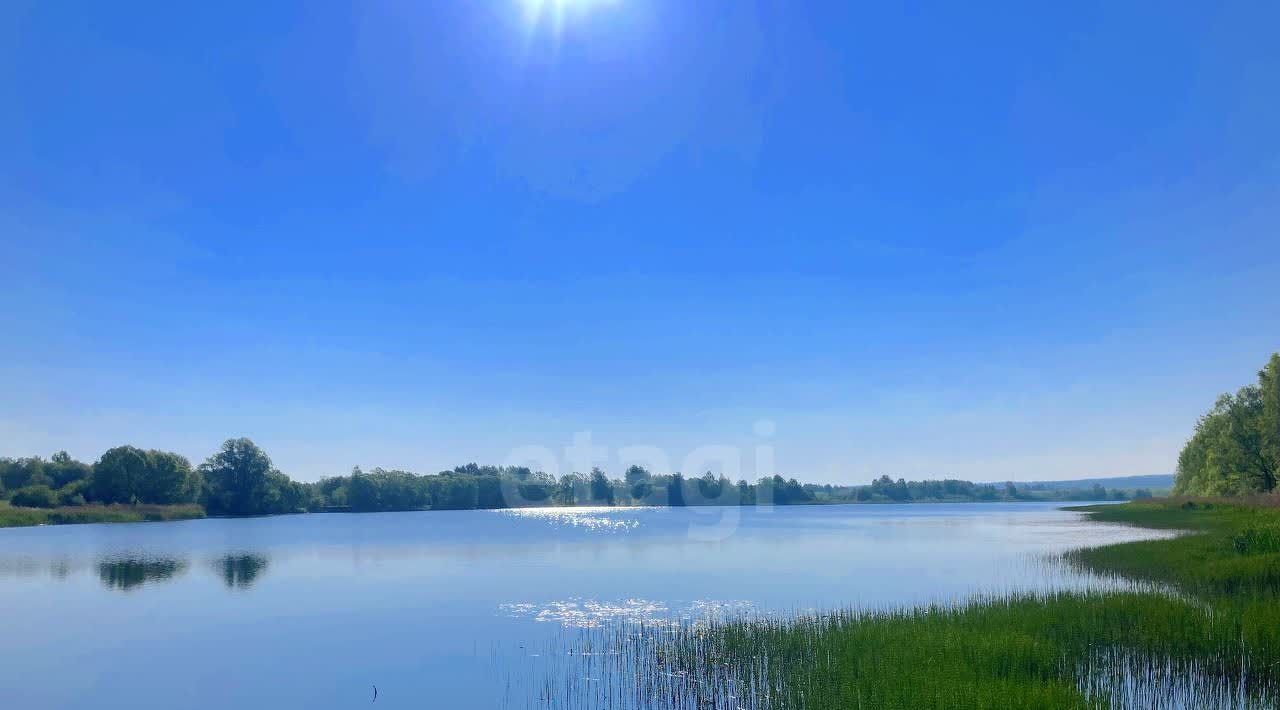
0;502;1171;708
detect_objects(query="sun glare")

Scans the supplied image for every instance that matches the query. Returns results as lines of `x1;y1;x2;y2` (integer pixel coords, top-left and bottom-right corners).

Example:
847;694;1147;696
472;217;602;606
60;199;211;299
521;0;618;31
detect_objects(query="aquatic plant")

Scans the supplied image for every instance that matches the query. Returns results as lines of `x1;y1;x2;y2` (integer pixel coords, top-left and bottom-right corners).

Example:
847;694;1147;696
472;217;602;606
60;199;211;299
521;500;1280;709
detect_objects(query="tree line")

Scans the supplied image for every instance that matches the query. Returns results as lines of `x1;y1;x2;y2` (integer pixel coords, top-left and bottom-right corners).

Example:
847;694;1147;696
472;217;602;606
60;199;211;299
319;466;820;511
805;476;1149;504
1174;352;1280;496
3;437;1150;516
0;438;307;516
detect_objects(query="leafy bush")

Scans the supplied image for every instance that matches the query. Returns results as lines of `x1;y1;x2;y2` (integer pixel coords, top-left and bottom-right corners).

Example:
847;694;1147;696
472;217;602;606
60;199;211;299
57;479;90;506
11;485;58;508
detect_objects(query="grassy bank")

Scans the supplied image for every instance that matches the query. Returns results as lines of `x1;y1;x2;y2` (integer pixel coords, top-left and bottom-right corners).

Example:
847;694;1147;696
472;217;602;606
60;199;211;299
0;501;205;528
1065;499;1280;598
565;498;1280;709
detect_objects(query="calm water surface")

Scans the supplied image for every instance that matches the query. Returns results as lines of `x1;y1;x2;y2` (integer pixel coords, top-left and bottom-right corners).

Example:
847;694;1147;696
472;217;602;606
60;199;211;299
0;502;1170;708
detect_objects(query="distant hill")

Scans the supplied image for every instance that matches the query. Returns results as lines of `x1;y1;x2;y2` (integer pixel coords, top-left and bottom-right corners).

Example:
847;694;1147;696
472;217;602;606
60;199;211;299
997;474;1175;491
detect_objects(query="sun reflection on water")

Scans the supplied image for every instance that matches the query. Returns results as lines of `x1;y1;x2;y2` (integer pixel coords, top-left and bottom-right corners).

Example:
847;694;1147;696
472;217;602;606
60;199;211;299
497;506;644;532
500;597;757;628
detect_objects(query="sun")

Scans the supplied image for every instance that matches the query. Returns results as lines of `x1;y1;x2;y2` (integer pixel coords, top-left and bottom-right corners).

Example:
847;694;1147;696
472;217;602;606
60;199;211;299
521;0;618;28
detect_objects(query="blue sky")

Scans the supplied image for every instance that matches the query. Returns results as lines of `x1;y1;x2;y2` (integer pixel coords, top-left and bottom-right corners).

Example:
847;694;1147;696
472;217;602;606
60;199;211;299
3;1;1278;483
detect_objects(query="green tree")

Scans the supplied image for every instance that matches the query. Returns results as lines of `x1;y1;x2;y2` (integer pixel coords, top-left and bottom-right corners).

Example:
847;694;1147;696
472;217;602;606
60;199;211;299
786;477;813;503
554;474;578;506
476;475;505;508
1261;353;1280;483
667;473;686;506
433;475;478;509
200;438;281;515
1;457;50;490
631;479;655;502
316;476;348;507
95;446;200;505
94;446;149;504
47;451;92;489
589;468;614;505
695;472;723;502
138;450;200;504
867;476;908;502
347;467;378;511
624;465;651;487
1174;354;1280;496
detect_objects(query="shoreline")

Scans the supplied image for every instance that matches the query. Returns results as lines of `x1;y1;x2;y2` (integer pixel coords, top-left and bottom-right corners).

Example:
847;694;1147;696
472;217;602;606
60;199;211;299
0;502;205;528
0;496;1125;529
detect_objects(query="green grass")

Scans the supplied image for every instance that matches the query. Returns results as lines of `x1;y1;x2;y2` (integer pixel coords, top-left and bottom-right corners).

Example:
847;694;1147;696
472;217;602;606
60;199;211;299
735;498;1280;708
1065;500;1280;598
0;501;205;527
544;497;1280;709
666;593;1255;709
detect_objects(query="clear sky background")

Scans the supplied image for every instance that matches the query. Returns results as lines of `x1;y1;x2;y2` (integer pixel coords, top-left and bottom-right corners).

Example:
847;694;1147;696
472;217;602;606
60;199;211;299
3;1;1278;483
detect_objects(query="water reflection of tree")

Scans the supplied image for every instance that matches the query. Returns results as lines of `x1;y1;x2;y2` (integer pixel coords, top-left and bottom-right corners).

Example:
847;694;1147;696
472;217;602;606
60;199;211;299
97;557;189;592
212;554;269;590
